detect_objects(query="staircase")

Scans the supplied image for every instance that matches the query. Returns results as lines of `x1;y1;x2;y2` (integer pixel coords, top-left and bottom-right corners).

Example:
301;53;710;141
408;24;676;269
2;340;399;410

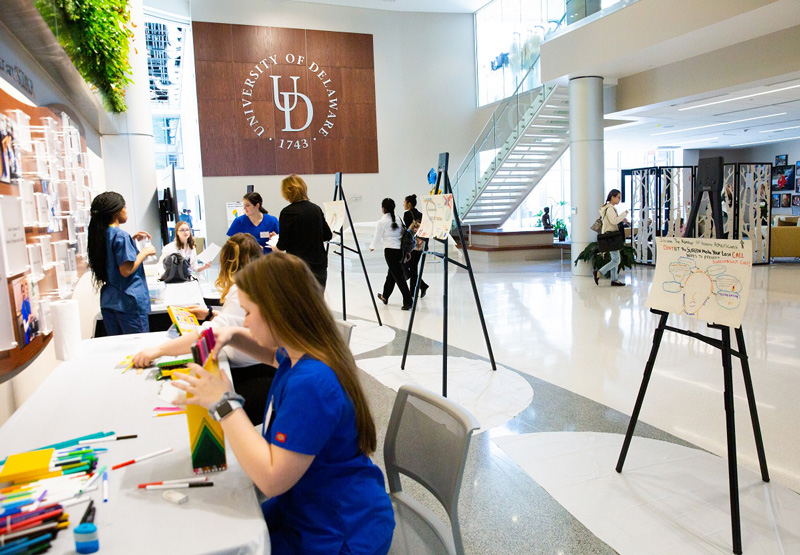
453;84;570;227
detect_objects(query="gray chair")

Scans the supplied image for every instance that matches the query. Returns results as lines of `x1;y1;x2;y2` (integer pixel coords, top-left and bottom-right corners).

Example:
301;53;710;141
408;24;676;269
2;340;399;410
384;384;480;555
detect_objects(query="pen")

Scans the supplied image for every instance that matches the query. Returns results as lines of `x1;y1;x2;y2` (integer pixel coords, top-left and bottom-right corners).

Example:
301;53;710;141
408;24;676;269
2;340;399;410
153;411;187;418
144;482;213;490
137;476;208;488
111;447;172;471
78;434;137;445
102;472;108;503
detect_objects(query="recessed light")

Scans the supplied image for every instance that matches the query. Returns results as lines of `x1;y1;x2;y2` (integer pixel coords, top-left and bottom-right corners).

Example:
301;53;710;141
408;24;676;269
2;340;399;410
679;84;800;111
759;124;800;133
731;134;800;147
651;113;786;136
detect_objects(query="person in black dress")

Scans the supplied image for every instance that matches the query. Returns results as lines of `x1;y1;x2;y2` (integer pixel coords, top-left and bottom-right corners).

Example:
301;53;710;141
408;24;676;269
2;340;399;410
275;175;333;290
402;194;429;298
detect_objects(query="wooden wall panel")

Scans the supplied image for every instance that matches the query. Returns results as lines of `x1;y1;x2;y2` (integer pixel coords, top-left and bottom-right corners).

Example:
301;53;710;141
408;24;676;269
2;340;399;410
193;22;377;176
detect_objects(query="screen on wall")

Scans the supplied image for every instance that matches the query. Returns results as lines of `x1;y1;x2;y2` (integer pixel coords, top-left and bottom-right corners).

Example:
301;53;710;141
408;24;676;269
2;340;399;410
192;22;378;176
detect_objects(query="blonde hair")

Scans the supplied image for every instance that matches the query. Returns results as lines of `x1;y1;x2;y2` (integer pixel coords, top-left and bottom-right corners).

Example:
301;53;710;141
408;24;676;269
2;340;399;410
174;221;195;250
236;253;377;456
281;174;309;203
215;233;262;303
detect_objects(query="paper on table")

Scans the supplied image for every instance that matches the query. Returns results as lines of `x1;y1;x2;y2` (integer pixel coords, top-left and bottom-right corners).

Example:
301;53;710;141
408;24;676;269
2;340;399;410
197;243;221;265
268;234;279;248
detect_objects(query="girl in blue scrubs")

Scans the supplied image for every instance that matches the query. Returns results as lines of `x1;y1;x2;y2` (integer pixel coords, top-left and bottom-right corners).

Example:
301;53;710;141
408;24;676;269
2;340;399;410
226;192;279;253
87;192;156;335
174;253;395;555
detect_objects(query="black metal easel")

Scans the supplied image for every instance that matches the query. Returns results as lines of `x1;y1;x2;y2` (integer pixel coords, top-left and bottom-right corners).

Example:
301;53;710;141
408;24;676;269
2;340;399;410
400;153;496;397
325;172;382;326
615;157;769;555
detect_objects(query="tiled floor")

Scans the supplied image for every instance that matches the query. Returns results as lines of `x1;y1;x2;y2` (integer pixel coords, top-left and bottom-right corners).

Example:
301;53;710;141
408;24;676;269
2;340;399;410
327;252;800;554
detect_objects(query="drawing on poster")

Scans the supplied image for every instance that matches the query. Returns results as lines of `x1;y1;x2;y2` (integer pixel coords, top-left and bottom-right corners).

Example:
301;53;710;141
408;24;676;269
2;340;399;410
646;237;753;328
12;276;38;346
323;200;347;231
226;202;244;227
416;194;454;240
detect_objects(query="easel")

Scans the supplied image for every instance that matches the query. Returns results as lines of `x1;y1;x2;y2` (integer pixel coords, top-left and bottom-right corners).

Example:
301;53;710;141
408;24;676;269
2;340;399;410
400;153;496;397
615;157;769;554
326;172;382;326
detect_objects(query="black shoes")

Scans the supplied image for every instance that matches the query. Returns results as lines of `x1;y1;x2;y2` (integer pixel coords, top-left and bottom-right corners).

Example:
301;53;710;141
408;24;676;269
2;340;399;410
401;305;412;311
593;271;600;285
611;280;625;287
377;294;388;305
420;284;429;298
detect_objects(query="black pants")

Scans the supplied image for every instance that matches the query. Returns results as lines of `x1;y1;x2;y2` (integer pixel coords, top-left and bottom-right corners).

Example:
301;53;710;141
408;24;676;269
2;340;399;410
311;268;327;291
405;249;428;294
383;248;413;307
230;363;277;426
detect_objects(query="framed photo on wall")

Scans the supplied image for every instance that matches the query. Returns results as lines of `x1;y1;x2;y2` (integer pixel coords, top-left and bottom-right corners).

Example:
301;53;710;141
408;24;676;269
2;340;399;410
776;154;788;166
796;161;800;192
793;195;800;207
781;193;792;208
771;193;780;208
772;165;794;191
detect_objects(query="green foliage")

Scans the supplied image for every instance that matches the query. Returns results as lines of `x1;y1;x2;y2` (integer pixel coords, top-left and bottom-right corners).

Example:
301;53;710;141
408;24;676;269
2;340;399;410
36;0;134;113
574;241;635;277
553;218;568;239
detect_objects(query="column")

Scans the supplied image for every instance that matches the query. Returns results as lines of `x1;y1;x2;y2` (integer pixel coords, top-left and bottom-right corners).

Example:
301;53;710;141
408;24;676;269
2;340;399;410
569;76;604;277
101;0;160;245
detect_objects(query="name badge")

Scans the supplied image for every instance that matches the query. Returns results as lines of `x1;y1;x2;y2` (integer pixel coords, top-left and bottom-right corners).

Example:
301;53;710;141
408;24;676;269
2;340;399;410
260;231;270;239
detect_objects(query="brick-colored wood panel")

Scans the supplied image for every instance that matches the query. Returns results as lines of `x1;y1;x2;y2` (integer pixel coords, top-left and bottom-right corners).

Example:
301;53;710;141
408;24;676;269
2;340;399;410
266;27;308;67
235;138;277;176
336;103;378;138
195;61;235;100
230;24;270;64
306;67;342;102
193;22;232;62
340;67;376;104
341;137;379;173
237;101;275;139
275;142;313;175
234;63;272;102
306;30;374;69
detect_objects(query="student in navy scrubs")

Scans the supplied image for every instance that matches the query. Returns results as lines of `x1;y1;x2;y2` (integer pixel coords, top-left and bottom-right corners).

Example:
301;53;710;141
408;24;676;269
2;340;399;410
174;253;395;555
227;192;279;253
87;192;156;335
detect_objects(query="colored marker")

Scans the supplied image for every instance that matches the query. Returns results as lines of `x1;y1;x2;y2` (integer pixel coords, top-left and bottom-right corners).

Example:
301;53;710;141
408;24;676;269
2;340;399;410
79;465;106;494
144;482;213;490
152;406;183;412
137;476;208;488
153;411;187;418
102;472;108;503
78;434;137;445
112;447;172;470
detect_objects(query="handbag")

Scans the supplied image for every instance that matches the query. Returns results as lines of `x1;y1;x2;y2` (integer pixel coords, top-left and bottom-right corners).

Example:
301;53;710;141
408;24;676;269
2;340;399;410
596;206;625;253
590;217;603;233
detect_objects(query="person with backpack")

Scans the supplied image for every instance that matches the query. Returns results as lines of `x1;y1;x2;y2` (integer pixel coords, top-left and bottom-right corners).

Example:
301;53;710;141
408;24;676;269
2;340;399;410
159;220;211;281
403;194;429;298
87;192;156;335
370;198;413;310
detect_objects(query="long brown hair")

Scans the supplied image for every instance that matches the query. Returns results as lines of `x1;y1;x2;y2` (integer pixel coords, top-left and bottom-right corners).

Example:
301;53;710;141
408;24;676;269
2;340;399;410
236;253;377;456
281;174;309;203
215;233;261;303
174;220;196;250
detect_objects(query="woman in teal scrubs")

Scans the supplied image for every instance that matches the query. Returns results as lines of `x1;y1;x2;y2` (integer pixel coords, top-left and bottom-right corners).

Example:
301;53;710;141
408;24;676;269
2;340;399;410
173;253;395;555
87;192;155;335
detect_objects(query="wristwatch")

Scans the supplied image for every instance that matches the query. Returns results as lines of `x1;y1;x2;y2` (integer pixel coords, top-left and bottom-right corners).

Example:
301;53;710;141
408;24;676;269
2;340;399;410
201;305;214;324
208;391;245;422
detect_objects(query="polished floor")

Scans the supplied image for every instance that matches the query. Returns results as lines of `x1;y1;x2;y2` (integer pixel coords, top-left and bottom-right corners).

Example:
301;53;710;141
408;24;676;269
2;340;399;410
324;251;800;554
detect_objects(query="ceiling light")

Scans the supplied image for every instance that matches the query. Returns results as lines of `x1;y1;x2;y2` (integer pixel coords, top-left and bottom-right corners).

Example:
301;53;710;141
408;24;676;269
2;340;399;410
679;84;800;111
680;137;719;144
759;124;800;133
652;113;786;136
731;135;800;147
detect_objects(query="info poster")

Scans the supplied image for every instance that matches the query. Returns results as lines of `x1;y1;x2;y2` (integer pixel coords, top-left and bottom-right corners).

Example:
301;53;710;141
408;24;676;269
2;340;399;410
416;194;454;240
323;200;347;231
226;202;244;227
646;237;753;328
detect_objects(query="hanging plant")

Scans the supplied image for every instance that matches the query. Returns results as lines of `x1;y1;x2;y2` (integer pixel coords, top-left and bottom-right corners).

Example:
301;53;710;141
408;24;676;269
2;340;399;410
36;0;134;113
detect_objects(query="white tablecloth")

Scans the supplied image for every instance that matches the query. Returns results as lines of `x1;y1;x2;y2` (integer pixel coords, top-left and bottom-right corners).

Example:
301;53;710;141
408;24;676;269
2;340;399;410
0;333;269;554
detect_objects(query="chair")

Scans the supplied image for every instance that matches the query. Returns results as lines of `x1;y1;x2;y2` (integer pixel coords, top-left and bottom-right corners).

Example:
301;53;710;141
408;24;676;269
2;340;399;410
384;384;480;555
334;319;355;345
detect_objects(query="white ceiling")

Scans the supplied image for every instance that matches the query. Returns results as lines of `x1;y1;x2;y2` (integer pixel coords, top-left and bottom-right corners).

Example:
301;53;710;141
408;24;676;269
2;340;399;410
290;0;489;13
605;75;800;151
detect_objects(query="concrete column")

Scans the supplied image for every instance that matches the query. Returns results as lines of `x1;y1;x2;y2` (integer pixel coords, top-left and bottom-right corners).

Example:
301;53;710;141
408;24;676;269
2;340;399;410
100;0;159;246
569;76;604;277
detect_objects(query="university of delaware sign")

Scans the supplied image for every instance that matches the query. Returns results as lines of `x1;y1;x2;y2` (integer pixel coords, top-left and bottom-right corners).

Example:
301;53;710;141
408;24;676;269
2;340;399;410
193;22;378;176
241;55;337;144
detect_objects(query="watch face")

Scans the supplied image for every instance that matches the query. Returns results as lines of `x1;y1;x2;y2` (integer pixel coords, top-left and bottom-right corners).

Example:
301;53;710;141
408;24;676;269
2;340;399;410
217;401;233;419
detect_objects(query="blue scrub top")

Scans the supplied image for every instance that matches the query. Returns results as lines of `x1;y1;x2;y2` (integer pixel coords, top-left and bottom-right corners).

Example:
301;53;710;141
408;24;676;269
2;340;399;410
262;349;395;555
226;213;279;253
100;227;150;314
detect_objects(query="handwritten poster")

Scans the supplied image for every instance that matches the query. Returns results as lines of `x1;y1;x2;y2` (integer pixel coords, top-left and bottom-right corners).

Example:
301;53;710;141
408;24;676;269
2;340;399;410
323;200;347;231
646;237;753;328
416;194;454;240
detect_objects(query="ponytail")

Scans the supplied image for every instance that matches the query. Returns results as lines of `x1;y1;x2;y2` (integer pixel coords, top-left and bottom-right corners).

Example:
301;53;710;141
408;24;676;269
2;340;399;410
381;198;398;230
243;192;267;214
87;192;125;290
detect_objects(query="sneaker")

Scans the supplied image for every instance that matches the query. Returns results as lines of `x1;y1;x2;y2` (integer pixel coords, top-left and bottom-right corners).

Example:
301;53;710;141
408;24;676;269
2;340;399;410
611;280;625;287
377;294;388;305
401;305;412;311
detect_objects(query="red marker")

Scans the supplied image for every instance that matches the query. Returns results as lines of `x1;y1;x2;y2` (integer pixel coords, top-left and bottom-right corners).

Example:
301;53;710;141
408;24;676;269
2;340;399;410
137;477;208;489
111;447;172;471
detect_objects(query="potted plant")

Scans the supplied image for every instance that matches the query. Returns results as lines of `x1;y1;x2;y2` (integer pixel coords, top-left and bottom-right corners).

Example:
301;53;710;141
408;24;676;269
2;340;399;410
553;219;568;241
574;241;635;276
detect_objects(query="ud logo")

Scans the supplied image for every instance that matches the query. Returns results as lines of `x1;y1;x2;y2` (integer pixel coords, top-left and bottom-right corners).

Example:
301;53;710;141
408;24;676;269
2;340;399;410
271;75;314;132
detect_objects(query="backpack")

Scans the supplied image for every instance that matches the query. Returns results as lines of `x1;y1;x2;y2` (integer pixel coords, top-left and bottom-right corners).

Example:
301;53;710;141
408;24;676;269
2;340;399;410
399;223;417;263
159;253;193;283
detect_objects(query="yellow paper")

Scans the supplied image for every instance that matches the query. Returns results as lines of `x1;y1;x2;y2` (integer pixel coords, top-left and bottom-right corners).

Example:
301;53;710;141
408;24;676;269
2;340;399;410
0;448;55;484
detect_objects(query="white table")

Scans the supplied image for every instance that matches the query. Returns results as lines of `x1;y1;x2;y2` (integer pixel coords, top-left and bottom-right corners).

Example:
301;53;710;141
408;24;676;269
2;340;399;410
0;333;269;554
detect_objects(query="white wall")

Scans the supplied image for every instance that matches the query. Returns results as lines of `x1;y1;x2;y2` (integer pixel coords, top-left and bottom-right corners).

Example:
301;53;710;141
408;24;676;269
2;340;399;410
189;0;480;246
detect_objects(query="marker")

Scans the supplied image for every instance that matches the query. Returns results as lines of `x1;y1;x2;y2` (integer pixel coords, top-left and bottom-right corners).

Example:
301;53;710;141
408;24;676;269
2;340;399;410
153;411;187;418
80;500;95;524
102;472;108;503
80;465;106;494
78;434;137;445
152;406;183;412
144;482;213;490
137;476;208;488
111;447;172;471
